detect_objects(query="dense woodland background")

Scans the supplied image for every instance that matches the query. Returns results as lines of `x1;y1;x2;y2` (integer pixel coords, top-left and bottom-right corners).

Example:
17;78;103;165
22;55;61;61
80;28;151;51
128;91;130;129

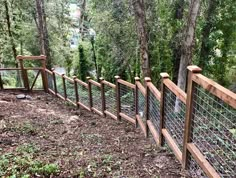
0;0;235;91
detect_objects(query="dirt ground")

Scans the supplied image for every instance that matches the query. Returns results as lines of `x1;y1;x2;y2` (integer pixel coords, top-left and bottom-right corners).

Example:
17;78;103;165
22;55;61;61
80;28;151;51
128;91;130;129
0;91;187;178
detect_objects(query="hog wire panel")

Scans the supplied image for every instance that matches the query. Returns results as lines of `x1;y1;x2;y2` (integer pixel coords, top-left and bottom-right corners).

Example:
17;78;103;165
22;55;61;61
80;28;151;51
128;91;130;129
27;70;43;89
46;72;54;91
164;87;186;151
148;91;161;133
65;79;76;102
104;84;116;116
189;154;208;178
55;74;64;97
0;70;24;88
138;89;146;122
77;83;89;107
120;83;135;119
191;84;236;177
91;84;102;111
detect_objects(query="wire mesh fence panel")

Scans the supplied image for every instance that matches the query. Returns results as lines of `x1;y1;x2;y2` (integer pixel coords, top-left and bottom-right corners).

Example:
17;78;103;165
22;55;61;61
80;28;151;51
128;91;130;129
77;83;89;107
191;84;236;177
120;83;135;119
104;84;116;116
0;70;24;89
164;87;186;151
55;74;64;97
27;70;43;89
65;79;76;102
46;72;54;91
189;154;208;178
91;84;102;111
138;89;146;122
148;91;161;133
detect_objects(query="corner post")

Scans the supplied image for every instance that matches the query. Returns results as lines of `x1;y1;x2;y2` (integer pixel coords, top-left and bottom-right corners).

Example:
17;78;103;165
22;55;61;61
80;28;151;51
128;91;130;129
135;77;140;128
62;74;67;100
145;77;151;138
17;55;29;91
87;77;93;110
100;77;106;117
182;65;202;169
51;68;57;94
41;55;48;92
115;76;121;121
159;73;170;146
73;76;79;109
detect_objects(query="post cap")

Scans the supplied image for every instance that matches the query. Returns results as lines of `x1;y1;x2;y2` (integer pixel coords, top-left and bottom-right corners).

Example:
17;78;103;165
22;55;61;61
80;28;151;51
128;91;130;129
72;76;77;79
115;76;120;79
86;76;91;80
135;77;140;81
144;77;151;82
99;77;104;81
51;68;55;71
187;65;202;73
160;73;169;78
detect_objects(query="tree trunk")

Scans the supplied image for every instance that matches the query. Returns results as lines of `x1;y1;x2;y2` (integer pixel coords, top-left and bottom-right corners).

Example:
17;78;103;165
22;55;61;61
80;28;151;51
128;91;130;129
132;0;150;77
79;0;86;40
198;0;218;71
177;0;201;91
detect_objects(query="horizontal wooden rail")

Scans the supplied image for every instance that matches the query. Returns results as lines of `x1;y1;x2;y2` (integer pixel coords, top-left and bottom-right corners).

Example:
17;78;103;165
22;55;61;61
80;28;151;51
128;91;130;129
162;129;182;163
45;69;53;75
104;110;117;120
66;98;77;106
119;113;136;124
147;82;161;101
136;82;146;96
187;143;220;178
16;55;46;60
136;114;147;136
147;120;160;145
163;79;187;104
192;73;236;108
92;107;103;116
78;102;91;111
118;79;135;89
0;67;43;71
102;80;116;89
63;75;74;83
53;70;64;76
89;80;101;87
75;78;88;88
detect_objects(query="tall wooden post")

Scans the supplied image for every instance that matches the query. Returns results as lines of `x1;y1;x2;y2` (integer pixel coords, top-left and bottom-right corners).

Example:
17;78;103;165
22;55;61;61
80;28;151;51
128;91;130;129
135;77;140;128
159;73;169;146
115;76;121;121
41;55;48;92
182;66;202;169
62;74;67;99
73;76;79;109
51;68;57;94
18;55;29;91
0;73;3;90
87;77;92;110
145;77;151;138
100;77;106;117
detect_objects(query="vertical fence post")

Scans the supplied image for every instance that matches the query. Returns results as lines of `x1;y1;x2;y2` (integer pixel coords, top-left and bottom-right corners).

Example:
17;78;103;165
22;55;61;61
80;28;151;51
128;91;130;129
115;76;121;121
51;68;57;95
135;77;140;128
73;76;79;109
182;66;202;169
62;74;67;100
0;73;3;90
159;73;170;146
18;55;30;91
100;77;106;117
41;55;48;92
87;77;93;110
145;77;151;138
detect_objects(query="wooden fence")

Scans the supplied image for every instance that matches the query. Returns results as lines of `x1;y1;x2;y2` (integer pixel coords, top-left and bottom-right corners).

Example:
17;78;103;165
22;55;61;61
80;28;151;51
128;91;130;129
1;61;236;177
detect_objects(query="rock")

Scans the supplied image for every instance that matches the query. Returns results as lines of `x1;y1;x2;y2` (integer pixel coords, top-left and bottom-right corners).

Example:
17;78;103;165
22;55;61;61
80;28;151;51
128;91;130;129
16;94;26;99
67;115;79;123
0;120;6;130
25;95;33;100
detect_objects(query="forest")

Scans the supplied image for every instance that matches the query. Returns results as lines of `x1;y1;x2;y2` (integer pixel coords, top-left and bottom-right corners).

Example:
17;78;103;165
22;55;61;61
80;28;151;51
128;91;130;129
0;0;236;91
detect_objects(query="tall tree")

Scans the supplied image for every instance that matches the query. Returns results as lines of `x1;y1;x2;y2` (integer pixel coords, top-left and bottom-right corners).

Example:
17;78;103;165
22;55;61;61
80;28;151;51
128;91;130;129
177;0;201;91
132;0;150;77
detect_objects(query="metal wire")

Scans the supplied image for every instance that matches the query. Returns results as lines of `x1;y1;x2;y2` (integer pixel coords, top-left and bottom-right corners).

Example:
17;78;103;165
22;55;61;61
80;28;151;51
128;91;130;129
0;70;24;88
191;84;236;177
164;87;186;151
65;79;76;102
148;91;161;133
77;83;89;107
46;72;54;91
120;83;135;119
91;84;102;111
28;70;43;89
189;154;208;178
104;84;117;116
55;74;64;97
138;89;146;122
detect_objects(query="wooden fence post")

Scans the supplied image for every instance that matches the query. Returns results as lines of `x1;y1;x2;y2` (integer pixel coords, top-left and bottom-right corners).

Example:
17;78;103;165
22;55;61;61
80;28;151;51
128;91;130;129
87;77;93;110
0;73;3;90
159;73;170;146
115;76;121;121
135;77;140;128
18;55;30;91
41;55;48;92
73;76;79;109
62;74;67;99
51;68;57;94
182;66;202;169
145;77;151;138
100;77;106;117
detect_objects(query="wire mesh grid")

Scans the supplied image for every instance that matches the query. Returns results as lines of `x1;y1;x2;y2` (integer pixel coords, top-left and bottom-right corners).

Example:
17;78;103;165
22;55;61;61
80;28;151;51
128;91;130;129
191;84;236;177
104;84;116;116
164;86;186;151
119;83;135;119
91;84;102;111
28;70;43;89
0;70;24;89
46;72;54;91
138;89;146;122
65;79;76;102
55;74;64;97
77;83;89;107
148;91;161;133
189;154;208;178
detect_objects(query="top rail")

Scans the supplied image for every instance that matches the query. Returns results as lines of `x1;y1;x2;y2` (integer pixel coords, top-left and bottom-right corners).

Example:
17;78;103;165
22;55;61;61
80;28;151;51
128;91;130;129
118;79;135;89
75;78;88;88
147;82;161;101
89;79;101;87
16;55;46;60
102;80;116;89
136;81;146;96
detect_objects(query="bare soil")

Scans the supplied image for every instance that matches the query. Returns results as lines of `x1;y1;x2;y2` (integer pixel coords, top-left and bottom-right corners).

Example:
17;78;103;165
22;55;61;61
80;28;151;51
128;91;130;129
0;91;186;178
